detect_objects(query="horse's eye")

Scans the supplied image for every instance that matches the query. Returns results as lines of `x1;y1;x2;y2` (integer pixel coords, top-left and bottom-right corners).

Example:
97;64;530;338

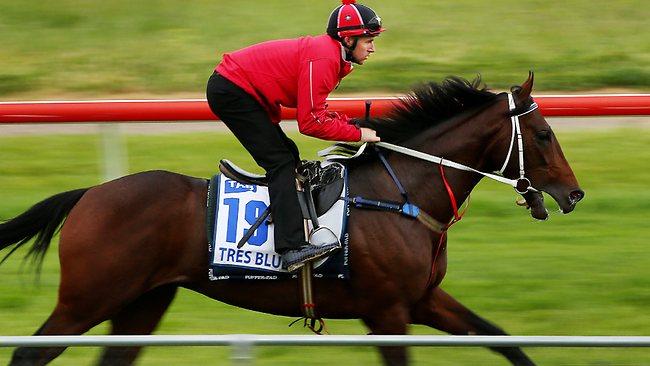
536;130;551;141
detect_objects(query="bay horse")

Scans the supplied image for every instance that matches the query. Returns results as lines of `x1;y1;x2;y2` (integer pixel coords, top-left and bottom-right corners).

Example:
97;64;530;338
0;72;583;366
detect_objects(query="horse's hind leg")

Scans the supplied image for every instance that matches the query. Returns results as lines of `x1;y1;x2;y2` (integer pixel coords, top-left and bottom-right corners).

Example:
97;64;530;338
411;287;536;366
9;303;102;366
97;285;178;366
9;269;153;365
362;304;410;366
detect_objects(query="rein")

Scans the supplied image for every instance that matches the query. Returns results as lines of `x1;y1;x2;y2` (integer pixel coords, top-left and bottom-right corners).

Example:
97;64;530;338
335;93;539;288
375;92;540;195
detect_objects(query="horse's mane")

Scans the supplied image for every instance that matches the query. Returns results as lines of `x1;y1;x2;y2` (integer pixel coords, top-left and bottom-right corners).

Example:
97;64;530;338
359;76;500;144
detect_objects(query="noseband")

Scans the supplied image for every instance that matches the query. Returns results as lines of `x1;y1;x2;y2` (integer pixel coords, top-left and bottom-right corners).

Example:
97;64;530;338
372;93;540;195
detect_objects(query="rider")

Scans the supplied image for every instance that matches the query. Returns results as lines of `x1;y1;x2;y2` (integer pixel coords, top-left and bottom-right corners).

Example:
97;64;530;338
206;0;383;272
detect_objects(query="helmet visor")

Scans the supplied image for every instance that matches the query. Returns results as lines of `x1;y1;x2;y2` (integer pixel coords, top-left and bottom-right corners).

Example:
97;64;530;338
366;16;382;33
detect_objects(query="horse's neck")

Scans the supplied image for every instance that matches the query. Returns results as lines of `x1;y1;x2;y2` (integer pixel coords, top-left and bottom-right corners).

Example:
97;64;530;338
393;103;505;223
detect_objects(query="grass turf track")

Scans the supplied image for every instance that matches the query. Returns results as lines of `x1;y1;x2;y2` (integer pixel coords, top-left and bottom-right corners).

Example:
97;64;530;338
0;127;648;365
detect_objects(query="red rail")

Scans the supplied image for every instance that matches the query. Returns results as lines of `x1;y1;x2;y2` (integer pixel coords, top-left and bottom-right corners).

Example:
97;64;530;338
1;95;648;123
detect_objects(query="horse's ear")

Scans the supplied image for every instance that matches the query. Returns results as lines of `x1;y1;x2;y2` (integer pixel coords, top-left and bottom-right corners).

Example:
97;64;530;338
518;71;534;100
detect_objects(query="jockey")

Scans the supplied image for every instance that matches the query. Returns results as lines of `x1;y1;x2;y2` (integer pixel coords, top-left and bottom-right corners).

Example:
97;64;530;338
206;0;384;272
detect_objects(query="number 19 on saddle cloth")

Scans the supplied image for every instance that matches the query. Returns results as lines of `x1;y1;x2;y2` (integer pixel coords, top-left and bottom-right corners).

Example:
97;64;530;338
206;174;350;280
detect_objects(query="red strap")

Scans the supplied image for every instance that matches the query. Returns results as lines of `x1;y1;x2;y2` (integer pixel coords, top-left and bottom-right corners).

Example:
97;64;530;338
439;165;461;222
426;166;472;288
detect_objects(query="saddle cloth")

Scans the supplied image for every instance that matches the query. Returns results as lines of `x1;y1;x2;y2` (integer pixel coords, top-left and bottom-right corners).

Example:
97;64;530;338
206;168;350;281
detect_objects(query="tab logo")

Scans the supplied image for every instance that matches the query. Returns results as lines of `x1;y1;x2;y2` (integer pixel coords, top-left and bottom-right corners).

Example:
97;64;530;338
224;179;257;194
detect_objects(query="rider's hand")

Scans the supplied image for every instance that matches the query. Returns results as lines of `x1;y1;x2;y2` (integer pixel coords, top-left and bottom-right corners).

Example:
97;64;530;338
360;127;381;142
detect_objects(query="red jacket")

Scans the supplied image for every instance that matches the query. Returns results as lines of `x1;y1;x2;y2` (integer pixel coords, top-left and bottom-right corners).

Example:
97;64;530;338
215;35;361;142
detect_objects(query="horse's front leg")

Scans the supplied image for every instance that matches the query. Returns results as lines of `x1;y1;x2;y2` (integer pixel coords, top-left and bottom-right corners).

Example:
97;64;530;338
411;286;536;366
362;303;410;366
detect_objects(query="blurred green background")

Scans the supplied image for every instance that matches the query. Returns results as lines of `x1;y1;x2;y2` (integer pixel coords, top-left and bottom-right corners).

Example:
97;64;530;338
0;0;648;98
1;0;649;365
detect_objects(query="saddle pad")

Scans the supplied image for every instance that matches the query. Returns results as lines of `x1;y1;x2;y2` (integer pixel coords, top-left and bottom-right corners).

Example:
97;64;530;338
206;168;350;281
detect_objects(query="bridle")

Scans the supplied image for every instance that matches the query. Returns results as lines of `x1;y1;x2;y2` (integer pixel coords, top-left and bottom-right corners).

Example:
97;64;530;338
500;93;539;194
372;92;540;195
321;92;542;288
319;91;542;225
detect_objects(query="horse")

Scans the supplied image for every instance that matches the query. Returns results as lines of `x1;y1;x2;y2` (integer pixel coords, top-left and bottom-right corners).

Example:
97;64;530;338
0;72;584;366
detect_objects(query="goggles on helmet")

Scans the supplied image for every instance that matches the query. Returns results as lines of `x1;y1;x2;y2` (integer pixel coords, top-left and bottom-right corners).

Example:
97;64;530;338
365;16;382;34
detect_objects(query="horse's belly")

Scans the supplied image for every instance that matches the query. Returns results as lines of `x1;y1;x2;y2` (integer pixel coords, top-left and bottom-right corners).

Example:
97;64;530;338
188;279;368;319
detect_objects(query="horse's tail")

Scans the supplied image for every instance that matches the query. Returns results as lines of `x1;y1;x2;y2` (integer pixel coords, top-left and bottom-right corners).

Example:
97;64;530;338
0;188;90;270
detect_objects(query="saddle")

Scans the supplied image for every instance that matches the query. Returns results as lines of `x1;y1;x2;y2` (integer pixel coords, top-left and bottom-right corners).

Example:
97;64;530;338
219;159;344;217
218;159;346;333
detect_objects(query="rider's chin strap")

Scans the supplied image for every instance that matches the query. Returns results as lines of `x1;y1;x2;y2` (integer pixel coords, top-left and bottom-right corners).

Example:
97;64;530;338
343;38;359;62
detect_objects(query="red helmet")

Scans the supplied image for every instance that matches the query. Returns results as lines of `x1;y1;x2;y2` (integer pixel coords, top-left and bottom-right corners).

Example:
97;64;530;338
327;0;385;40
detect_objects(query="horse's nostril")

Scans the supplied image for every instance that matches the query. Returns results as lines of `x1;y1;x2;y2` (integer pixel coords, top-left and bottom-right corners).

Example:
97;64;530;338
570;189;585;203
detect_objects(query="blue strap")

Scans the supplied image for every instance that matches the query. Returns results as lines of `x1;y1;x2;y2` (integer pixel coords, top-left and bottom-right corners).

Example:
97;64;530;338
336;144;420;222
374;145;409;203
340;196;420;219
400;203;420;218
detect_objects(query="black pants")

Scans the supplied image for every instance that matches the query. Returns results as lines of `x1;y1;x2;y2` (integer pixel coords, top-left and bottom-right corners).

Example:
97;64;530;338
206;73;305;252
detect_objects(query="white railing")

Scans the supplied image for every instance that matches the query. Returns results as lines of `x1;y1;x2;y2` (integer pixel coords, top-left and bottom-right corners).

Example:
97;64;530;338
1;335;649;365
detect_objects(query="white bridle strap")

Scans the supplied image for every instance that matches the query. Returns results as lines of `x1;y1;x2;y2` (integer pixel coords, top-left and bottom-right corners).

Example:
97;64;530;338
374;93;540;193
375;141;523;189
499;99;517;174
500;94;539;194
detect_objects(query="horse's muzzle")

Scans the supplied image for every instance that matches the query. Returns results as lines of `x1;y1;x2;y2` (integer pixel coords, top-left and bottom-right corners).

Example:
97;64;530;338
525;186;584;219
556;188;585;214
569;189;585;204
560;188;585;214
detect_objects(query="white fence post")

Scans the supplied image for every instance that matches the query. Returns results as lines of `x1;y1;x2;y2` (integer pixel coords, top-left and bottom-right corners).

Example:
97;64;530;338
100;123;127;182
230;337;254;366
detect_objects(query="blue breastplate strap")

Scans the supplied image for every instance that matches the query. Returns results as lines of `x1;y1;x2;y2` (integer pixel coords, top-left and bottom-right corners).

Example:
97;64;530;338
343;196;446;233
374;145;409;202
338;147;419;221
339;146;447;233
343;196;420;219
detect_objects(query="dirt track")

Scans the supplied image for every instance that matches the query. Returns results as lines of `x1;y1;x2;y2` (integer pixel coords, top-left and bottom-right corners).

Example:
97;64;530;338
1;117;648;136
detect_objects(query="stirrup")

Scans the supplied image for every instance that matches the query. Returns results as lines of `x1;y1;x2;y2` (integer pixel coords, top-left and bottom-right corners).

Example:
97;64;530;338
309;226;340;248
